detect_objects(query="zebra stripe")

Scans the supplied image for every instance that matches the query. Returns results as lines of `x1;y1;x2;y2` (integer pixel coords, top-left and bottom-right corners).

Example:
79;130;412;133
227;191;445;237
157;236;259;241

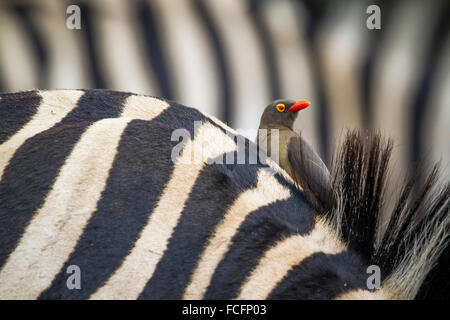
0;91;166;288
0;117;132;299
121;94;169;119
0;91;41;145
0;90;329;299
335;289;393;300
202;198;315;299
0;90;83;178
136;163;242;299
0;91;177;299
40;121;175;299
237;220;345;300
0;90;448;299
183;168;292;299
90;122;237;299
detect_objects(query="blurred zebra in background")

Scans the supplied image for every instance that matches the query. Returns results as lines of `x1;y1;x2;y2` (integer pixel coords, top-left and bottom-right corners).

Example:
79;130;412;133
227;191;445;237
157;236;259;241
0;0;449;172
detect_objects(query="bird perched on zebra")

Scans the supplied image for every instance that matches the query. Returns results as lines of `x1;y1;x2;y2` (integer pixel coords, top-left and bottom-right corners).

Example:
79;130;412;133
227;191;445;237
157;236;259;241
257;99;334;211
0;89;448;300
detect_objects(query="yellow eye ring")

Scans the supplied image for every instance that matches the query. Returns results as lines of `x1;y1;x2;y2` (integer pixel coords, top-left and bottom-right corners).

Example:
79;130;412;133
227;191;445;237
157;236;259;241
276;104;285;112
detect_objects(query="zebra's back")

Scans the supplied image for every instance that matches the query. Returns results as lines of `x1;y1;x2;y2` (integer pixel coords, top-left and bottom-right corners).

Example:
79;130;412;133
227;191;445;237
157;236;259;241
0;89;314;299
0;90;448;300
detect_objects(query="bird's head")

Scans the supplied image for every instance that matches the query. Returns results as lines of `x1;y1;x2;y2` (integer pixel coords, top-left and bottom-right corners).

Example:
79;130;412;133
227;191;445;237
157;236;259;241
259;99;311;130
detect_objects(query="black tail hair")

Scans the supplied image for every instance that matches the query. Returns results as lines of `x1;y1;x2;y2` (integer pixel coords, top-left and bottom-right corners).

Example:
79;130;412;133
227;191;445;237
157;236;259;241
288;130;449;299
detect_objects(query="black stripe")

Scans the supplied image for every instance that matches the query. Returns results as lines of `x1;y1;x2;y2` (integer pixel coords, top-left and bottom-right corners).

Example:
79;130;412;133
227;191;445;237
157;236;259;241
154;99;229;136
136;0;174;99
0;90;129;269
297;0;330;164
39;119;180;299
72;1;108;88
138;163;248;299
0;90;41;144
39;100;230;298
361;0;398;129
268;251;368;299
411;2;450;165
58;90;130;124
10;3;48;89
192;0;233;125
138;138;264;299
203;188;315;299
248;0;282;100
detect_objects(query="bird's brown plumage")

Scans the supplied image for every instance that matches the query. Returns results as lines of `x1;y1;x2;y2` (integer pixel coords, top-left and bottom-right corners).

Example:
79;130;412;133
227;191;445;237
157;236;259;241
257;99;334;210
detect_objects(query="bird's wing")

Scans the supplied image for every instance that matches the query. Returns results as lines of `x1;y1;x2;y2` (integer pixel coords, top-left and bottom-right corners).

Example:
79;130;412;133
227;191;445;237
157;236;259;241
287;135;335;212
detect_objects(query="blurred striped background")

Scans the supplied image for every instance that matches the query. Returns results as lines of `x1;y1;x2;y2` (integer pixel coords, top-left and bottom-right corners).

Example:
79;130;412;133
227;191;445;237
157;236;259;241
0;0;449;177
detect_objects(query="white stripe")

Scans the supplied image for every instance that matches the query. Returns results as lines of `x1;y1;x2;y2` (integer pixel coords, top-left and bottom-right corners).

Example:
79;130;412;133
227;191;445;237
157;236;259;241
335;288;394;300
90;122;237;299
206;0;270;141
183;167;292;299
120;94;169;120
0;90;83;180
236;220;344;299
152;0;219;117
0;118;132;299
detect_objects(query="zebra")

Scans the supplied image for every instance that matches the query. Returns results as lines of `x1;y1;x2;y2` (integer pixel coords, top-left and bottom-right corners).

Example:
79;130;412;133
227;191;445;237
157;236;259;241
0;89;448;299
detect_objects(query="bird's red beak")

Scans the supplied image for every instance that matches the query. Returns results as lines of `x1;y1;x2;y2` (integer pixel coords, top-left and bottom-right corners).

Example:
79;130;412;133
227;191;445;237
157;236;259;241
289;100;311;112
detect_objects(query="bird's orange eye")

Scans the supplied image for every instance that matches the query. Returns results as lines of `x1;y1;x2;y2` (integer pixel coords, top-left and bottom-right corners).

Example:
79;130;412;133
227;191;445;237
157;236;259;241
276;104;285;112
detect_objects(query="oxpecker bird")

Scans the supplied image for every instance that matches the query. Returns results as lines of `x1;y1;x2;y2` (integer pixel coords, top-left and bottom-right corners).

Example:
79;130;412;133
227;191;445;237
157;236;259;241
257;99;334;210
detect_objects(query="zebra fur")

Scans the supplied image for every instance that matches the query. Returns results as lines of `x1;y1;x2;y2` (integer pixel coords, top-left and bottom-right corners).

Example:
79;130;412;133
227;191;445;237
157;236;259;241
0;89;448;299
